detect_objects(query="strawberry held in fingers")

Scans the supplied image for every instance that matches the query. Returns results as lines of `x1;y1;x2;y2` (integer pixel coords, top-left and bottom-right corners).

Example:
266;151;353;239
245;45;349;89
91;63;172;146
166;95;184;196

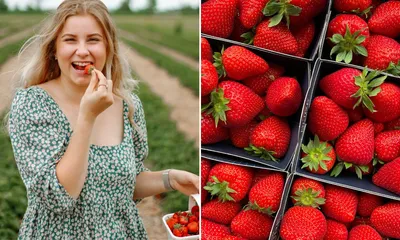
368;1;400;38
230;209;273;240
372;157;400;195
201;60;219;96
301;135;336;174
290;177;326;208
266;77;302;117
370;202;400;239
363;35;400;71
201;0;237;38
246;116;291;161
374;130;400;163
84;64;94;75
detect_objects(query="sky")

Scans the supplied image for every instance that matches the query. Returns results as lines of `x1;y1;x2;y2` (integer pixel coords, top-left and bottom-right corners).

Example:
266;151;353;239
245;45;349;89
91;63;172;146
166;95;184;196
5;0;199;11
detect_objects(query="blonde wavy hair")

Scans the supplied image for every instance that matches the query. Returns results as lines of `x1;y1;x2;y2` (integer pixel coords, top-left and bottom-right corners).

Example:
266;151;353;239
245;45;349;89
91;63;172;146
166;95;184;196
7;0;138;127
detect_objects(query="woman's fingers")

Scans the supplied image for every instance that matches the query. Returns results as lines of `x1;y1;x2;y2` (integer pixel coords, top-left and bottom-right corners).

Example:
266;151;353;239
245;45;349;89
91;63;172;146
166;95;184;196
86;69;98;93
93;69;107;91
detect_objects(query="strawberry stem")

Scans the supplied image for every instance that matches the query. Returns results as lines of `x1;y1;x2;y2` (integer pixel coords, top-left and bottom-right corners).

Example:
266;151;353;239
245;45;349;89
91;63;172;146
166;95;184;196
245;201;275;216
301;135;333;172
244;144;278;162
203;176;237;202
291;188;326;208
213;46;226;78
263;0;301;28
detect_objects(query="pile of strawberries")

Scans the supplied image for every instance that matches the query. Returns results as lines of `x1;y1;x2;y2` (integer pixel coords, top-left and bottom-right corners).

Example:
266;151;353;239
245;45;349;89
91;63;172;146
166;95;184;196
325;0;400;75
165;206;199;238
201;159;285;240
201;0;328;57
302;65;400;196
280;177;400;239
201;40;303;162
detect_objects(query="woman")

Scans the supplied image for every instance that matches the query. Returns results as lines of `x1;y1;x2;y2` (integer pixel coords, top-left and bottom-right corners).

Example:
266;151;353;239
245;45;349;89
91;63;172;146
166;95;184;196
7;0;199;239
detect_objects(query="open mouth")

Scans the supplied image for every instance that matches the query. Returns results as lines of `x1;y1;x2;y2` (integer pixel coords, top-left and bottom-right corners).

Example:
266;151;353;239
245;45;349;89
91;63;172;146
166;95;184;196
71;62;93;71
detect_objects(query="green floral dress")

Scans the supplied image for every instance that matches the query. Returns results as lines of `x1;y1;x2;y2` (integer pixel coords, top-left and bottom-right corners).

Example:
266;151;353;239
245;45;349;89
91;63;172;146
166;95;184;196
8;86;150;239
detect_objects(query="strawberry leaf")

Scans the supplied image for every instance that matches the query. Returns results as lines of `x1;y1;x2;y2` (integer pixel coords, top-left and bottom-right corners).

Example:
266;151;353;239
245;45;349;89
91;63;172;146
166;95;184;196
245;144;278;162
355;166;363;179
330;162;344;177
241;31;255;45
386;60;400;76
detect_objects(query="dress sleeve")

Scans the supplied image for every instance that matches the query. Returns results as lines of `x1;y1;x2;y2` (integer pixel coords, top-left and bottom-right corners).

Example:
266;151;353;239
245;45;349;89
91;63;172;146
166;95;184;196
8;89;77;214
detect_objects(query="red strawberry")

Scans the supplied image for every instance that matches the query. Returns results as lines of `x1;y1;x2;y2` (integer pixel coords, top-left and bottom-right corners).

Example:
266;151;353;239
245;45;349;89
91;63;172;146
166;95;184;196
373;122;384;136
202;60;219;96
205;163;254;202
325;219;348;240
231;210;273;240
363;35;400;71
292;21;315;57
351;216;373;228
230;17;250;43
242;63;285;96
348;225;382;240
280;206;327;240
252;19;299;55
246;116;291;161
319;68;386;112
327;14;369;64
214;46;269;80
290;177;326;208
346;106;364;122
201;199;242;225
201;158;212;203
375;130;400;163
201;0;237;38
201;37;213;62
251;169;271;187
370;202;400;239
301;135;336;174
248;172;285;213
202;219;231;240
239;0;269;29
229;120;258;148
357;192;384;217
84;64;94;75
222;236;247;240
368;1;400;38
363;82;400;123
308;96;349;141
257;106;273;121
201;112;229;144
321;185;358;223
372;157;400;195
205;81;265;128
333;0;372;13
335;119;374;166
266;77;302;117
385;117;400;130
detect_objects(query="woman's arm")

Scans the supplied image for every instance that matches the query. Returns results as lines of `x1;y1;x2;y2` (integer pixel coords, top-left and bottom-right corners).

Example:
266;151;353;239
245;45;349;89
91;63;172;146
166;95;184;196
133;169;199;200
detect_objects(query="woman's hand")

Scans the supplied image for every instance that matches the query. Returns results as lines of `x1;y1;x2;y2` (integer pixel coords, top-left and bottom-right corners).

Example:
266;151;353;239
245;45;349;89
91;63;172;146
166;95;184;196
79;69;114;121
169;170;199;196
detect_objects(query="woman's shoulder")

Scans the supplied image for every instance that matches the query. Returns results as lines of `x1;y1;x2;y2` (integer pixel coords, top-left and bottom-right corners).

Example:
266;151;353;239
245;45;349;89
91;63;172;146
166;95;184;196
11;86;42;108
10;86;51;121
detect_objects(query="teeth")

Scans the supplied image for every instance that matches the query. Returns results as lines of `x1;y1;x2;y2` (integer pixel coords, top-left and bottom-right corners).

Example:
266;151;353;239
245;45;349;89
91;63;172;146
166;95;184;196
73;62;91;66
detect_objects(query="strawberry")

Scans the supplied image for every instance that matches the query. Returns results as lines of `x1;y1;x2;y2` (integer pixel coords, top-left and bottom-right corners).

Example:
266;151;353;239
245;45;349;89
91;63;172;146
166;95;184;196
229;120;258;148
374;130;400;163
231;209;273;240
242;63;285;96
335;119;374;166
201;37;213;62
363;82;400;123
301;135;336;174
252;19;299;55
363;35;400;71
319;68;386;112
201;158;212;203
280;206;327;240
251;169;271;187
321;185;358;223
230;17;250;42
84;64;94;75
357;192;384;217
201;0;237;38
201;60;219;96
201;112;229;144
204;81;265;128
205;163;254;202
201;199;242;225
214;46;269;80
372;157;400;195
265;77;302;117
247;172;285;213
222;236;247;240
385;117;400;130
351;216;373;228
290;177;326;208
201;94;211;105
348;225;382;240
308;96;349;141
346;106;364;122
292;21;315;57
239;0;269;29
373;122;384;136
202;219;231;240
246;116;291;161
370;202;400;239
327;14;369;64
325;219;348;240
368;1;400;38
333;0;372;14
257;106;273;121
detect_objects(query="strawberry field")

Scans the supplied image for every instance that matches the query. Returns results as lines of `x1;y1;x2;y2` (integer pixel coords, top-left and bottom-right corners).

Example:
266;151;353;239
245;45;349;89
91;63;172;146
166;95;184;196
201;0;400;239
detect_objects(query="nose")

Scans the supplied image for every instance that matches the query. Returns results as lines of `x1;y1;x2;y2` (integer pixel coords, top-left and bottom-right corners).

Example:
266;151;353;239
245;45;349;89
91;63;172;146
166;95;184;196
75;41;89;57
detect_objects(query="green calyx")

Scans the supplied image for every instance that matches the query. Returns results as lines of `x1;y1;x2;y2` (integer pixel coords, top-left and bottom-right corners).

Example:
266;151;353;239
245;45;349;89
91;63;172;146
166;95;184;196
350;6;373;19
202;88;231;127
244;144;278;162
301;135;333;172
351;67;387;113
203;176;237;202
291;188;326;208
241;31;255;45
386;60;400;76
213;46;226;78
244;201;275;216
330;161;370;179
329;25;368;64
262;0;302;28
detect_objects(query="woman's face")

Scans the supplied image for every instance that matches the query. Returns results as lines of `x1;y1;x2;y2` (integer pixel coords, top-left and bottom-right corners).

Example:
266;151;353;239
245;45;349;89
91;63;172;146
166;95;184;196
55;14;107;87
